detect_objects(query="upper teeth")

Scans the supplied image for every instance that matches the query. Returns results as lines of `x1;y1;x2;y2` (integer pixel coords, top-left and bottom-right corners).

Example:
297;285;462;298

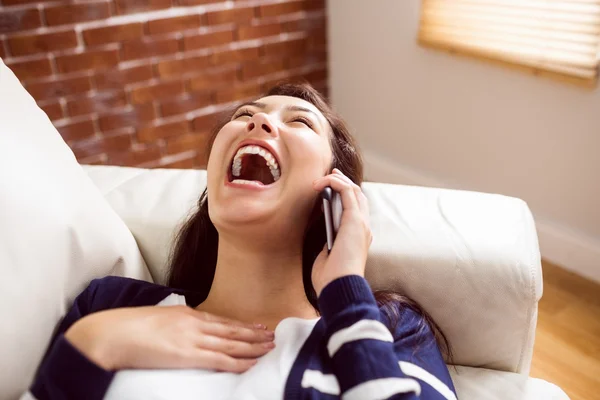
231;145;280;181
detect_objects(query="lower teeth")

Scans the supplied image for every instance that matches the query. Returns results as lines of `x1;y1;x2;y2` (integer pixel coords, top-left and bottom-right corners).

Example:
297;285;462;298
232;179;263;185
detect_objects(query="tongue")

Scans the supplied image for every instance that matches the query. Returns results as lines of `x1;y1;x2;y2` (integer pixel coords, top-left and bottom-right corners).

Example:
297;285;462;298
240;154;274;185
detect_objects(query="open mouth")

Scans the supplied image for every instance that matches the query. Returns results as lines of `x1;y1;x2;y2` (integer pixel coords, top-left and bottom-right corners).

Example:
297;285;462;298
228;145;281;186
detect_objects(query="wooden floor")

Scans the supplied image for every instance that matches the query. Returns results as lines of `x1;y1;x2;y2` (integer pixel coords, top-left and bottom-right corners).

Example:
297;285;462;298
531;260;600;400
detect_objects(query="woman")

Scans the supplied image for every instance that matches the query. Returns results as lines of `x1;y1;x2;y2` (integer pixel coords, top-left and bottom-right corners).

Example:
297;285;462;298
25;83;456;400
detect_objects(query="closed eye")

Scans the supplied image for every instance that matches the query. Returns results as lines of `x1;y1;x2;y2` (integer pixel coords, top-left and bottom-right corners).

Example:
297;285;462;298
232;108;254;120
290;116;314;130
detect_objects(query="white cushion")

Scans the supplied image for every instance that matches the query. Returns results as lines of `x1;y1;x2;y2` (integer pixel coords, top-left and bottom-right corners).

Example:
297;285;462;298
0;59;152;399
450;366;569;400
83;165;542;376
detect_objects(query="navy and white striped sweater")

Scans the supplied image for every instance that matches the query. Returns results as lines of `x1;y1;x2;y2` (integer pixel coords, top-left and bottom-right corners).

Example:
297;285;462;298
28;275;457;400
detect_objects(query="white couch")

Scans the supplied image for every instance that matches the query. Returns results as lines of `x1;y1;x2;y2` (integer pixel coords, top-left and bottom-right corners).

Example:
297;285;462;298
0;57;569;399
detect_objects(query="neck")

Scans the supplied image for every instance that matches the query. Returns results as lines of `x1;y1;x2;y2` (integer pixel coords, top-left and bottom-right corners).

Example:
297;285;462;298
196;231;319;331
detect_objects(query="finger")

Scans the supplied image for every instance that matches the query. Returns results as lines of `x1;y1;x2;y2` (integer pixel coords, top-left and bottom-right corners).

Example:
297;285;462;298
331;169;371;224
200;321;275;343
189;349;258;373
330;171;372;244
355;188;370;217
313;175;359;213
331;170;369;216
191;309;264;330
198;334;275;358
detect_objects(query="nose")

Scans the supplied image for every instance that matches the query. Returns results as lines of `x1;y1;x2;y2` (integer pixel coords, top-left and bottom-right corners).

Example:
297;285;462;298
246;113;276;136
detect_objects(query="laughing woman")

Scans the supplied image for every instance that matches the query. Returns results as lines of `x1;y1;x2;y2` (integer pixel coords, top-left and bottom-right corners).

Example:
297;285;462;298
24;83;457;400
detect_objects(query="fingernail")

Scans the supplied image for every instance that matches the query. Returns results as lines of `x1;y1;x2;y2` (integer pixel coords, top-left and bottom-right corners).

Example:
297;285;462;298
263;342;275;349
254;323;266;329
265;331;275;338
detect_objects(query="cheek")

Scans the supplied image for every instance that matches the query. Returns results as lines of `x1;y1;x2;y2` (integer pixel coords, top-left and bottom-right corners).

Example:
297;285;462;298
207;124;236;173
291;135;332;176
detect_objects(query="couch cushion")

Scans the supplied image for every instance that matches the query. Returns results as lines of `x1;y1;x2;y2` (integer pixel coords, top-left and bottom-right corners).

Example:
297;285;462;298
84;165;542;376
0;59;151;398
450;366;569;400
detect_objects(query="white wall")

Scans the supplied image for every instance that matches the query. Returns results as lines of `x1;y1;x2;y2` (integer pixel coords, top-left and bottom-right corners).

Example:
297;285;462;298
328;0;600;282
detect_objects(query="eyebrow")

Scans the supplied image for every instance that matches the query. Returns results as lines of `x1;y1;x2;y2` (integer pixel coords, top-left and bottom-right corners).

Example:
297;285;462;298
240;101;319;119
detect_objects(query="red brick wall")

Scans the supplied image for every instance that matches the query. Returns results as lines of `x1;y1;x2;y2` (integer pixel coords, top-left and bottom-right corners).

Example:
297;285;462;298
0;0;327;168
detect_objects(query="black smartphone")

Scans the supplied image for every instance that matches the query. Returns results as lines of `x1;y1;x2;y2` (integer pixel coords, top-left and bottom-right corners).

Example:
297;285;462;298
321;186;342;254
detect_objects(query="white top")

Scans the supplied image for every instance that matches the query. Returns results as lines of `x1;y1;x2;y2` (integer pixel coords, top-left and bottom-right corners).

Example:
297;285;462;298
103;294;320;400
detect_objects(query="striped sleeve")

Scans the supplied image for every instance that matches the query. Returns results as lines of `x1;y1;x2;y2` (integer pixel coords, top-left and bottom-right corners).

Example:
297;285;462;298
317;275;457;400
25;277;180;400
27;280;115;400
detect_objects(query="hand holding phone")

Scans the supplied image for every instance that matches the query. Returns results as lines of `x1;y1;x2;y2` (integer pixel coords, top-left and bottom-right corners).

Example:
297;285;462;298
321;186;342;254
312;168;371;297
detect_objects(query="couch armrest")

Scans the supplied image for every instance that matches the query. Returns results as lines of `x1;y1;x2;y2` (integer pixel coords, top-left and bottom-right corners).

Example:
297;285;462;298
363;182;542;375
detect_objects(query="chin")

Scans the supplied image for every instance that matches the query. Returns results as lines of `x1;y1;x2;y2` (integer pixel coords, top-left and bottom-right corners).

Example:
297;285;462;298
211;199;278;227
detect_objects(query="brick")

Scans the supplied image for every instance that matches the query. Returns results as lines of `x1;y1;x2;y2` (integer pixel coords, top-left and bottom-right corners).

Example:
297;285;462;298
94;64;154;89
211;46;260;64
182;29;233;51
116;0;171;14
175;0;215;6
306;0;325;11
156;53;210;77
159;93;211;117
206;7;255;26
215;83;261;103
263;37;307;56
45;2;111;26
98;104;156;131
192;111;225;131
307;27;326;49
301;67;327;84
7;30;78;57
67;91;127;117
0;8;42;33
241;57;285;80
286;50;326;69
165;132;209;155
122;36;179;61
261;72;295;90
55;117;96;141
109;145;162;166
38;99;64;121
137;119;190;141
2;0;54;6
237;22;281;41
258;1;305;18
283;14;325;32
187;67;237;92
71;129;133;158
6;57;52;80
195;150;208;168
161;157;195;169
56;49;119;73
26;75;92;100
83;22;144;46
146;14;201;35
130;80;185;104
78;153;108;165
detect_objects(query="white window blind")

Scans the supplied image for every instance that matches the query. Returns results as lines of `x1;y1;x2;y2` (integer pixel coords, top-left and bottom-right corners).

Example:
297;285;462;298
418;0;600;86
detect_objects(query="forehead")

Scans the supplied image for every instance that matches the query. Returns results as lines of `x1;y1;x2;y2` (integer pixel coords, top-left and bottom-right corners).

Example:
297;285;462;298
255;95;325;120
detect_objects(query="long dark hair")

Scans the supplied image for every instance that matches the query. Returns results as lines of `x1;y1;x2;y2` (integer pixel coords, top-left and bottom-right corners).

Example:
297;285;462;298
167;82;451;360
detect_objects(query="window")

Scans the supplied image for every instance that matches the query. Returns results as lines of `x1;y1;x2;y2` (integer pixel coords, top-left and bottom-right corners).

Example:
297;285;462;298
418;0;600;87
